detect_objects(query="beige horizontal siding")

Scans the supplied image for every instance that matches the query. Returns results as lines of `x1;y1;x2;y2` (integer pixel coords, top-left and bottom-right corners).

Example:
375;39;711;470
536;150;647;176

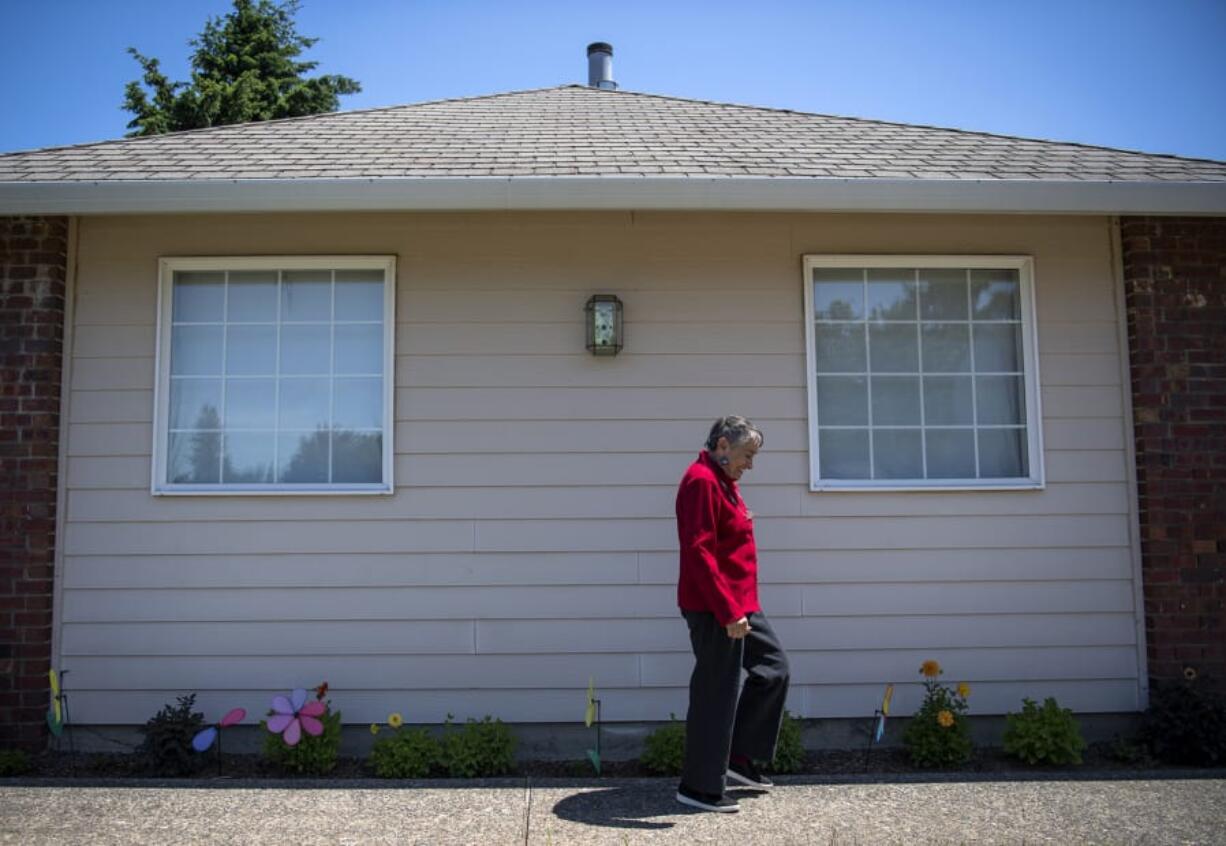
63;547;1131;590
60;581;1130;624
67;349;1121;395
62;514;1130;556
65;448;1123;489
62;614;1135;658
57;210;1144;725
65;480;1126;522
60;679;1137;724
62;412;1127;459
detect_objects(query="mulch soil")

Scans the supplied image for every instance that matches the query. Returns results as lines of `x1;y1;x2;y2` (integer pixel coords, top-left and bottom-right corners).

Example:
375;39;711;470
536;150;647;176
12;741;1193;782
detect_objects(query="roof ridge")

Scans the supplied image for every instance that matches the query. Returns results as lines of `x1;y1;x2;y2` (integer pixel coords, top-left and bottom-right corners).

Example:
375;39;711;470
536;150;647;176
575;86;1226;166
3;83;1223;171
0;85;581;159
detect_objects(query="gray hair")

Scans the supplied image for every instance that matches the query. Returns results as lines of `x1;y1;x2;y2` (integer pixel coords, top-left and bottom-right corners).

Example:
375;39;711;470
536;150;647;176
705;415;764;451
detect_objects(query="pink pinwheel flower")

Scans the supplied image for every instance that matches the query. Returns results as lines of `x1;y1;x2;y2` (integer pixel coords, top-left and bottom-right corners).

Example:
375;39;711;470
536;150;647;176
267;688;326;746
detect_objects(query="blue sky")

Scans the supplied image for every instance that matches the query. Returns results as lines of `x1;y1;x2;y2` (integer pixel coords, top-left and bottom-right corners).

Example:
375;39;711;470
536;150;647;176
3;0;1224;160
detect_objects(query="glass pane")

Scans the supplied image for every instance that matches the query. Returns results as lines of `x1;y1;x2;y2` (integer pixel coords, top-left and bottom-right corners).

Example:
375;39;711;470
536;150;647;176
334;324;383;375
226;271;278;322
814;323;866;372
816;376;868;426
871;376;921;425
278;431;329;483
224;378;277;429
333;377;383;430
919;269;968;320
923;376;974;425
332;430;383;483
873;429;923;479
869;323;918;372
169;378;222;429
979;428;1028;478
173;271;224;322
813;268;863;320
977;375;1026;425
170;325;223;376
225;325;277;375
973;323;1023;372
921;323;971;372
335;270;385;321
280;324;331;375
168;431;220;483
971;269;1020;320
819;429;870;479
867;269;917;320
223;432;275;483
279;377;330;429
925;429;976;479
282;270;331;321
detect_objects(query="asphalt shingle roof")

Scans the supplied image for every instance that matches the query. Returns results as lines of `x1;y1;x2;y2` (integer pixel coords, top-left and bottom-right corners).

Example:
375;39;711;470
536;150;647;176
2;85;1224;184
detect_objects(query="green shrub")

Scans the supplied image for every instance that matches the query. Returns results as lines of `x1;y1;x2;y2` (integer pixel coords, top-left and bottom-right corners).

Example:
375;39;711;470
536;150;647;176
138;693;205;775
768;710;806;773
261;706;343;775
1140;673;1226;766
370;726;440;778
1105;733;1150;765
0;749;32;777
1003;697;1086;766
438;715;516;778
902;661;973;768
640;714;686;775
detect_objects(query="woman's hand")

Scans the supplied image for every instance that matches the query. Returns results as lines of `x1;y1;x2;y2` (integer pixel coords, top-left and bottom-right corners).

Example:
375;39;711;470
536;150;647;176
725;617;751;639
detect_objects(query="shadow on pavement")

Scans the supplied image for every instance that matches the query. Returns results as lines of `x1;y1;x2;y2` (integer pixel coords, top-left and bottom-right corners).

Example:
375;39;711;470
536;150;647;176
548;784;774;830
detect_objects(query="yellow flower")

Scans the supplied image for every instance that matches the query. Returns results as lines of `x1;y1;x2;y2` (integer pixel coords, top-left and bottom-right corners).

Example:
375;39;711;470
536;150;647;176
937;710;955;728
921;660;941;678
957;682;971;698
388;712;404;728
369;723;380;735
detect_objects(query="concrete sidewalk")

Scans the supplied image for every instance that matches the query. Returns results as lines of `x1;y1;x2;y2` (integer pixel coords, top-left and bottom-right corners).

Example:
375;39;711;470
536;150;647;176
2;773;1224;845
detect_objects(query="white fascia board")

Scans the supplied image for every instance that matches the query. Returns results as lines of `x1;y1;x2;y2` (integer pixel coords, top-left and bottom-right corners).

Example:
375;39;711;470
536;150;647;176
1;176;1225;215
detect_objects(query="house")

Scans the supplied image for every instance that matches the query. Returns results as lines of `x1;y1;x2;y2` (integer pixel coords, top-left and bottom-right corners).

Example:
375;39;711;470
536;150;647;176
2;45;1224;750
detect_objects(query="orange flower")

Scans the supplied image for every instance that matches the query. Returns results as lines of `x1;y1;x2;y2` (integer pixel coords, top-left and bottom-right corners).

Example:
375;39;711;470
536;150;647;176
921;660;941;678
957;682;971;698
937;710;955;728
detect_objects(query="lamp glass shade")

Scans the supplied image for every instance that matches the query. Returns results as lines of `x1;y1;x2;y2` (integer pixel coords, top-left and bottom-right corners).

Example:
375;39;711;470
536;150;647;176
585;295;623;355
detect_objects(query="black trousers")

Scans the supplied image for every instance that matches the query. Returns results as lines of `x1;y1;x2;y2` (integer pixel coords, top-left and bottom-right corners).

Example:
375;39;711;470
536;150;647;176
680;609;790;794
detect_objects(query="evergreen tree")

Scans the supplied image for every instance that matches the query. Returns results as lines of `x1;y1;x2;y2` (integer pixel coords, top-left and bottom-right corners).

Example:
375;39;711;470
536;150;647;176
123;0;360;136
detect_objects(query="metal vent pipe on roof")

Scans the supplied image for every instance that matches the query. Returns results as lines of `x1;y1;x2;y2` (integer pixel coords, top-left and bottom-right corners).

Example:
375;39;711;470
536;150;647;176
587;42;617;90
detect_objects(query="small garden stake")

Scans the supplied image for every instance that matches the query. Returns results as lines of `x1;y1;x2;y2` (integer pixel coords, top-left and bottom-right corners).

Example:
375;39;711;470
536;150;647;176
584;677;602;775
47;669;77;775
863;683;893;771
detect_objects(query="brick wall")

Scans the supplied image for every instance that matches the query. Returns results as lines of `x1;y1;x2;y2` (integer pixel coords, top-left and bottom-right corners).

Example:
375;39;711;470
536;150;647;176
1121;216;1226;692
0;215;67;749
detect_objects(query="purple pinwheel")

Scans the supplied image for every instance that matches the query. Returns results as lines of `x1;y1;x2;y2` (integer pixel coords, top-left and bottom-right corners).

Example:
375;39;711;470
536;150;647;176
267;688;326;746
192;707;246;752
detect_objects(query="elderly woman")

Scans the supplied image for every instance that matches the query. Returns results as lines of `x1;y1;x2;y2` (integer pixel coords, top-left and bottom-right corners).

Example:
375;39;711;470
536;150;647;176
674;415;791;814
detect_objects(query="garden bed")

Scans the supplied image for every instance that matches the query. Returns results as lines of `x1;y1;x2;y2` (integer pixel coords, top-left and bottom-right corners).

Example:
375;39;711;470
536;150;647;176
12;740;1196;782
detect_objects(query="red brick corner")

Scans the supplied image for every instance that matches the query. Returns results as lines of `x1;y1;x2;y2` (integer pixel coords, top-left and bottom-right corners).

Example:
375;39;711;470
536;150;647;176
1120;215;1226;693
0;215;67;750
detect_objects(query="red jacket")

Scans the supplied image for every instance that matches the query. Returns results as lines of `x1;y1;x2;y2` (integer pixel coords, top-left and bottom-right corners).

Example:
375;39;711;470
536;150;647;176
675;451;761;626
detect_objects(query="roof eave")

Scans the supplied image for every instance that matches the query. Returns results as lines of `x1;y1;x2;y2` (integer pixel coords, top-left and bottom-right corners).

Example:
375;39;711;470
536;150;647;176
1;176;1224;215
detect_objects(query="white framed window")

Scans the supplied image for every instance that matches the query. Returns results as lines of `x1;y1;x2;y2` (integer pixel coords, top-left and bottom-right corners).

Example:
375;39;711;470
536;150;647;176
152;256;396;495
802;255;1044;491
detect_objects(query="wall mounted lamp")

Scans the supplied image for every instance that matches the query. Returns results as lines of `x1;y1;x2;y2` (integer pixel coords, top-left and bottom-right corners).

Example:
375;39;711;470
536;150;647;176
585;294;623;356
